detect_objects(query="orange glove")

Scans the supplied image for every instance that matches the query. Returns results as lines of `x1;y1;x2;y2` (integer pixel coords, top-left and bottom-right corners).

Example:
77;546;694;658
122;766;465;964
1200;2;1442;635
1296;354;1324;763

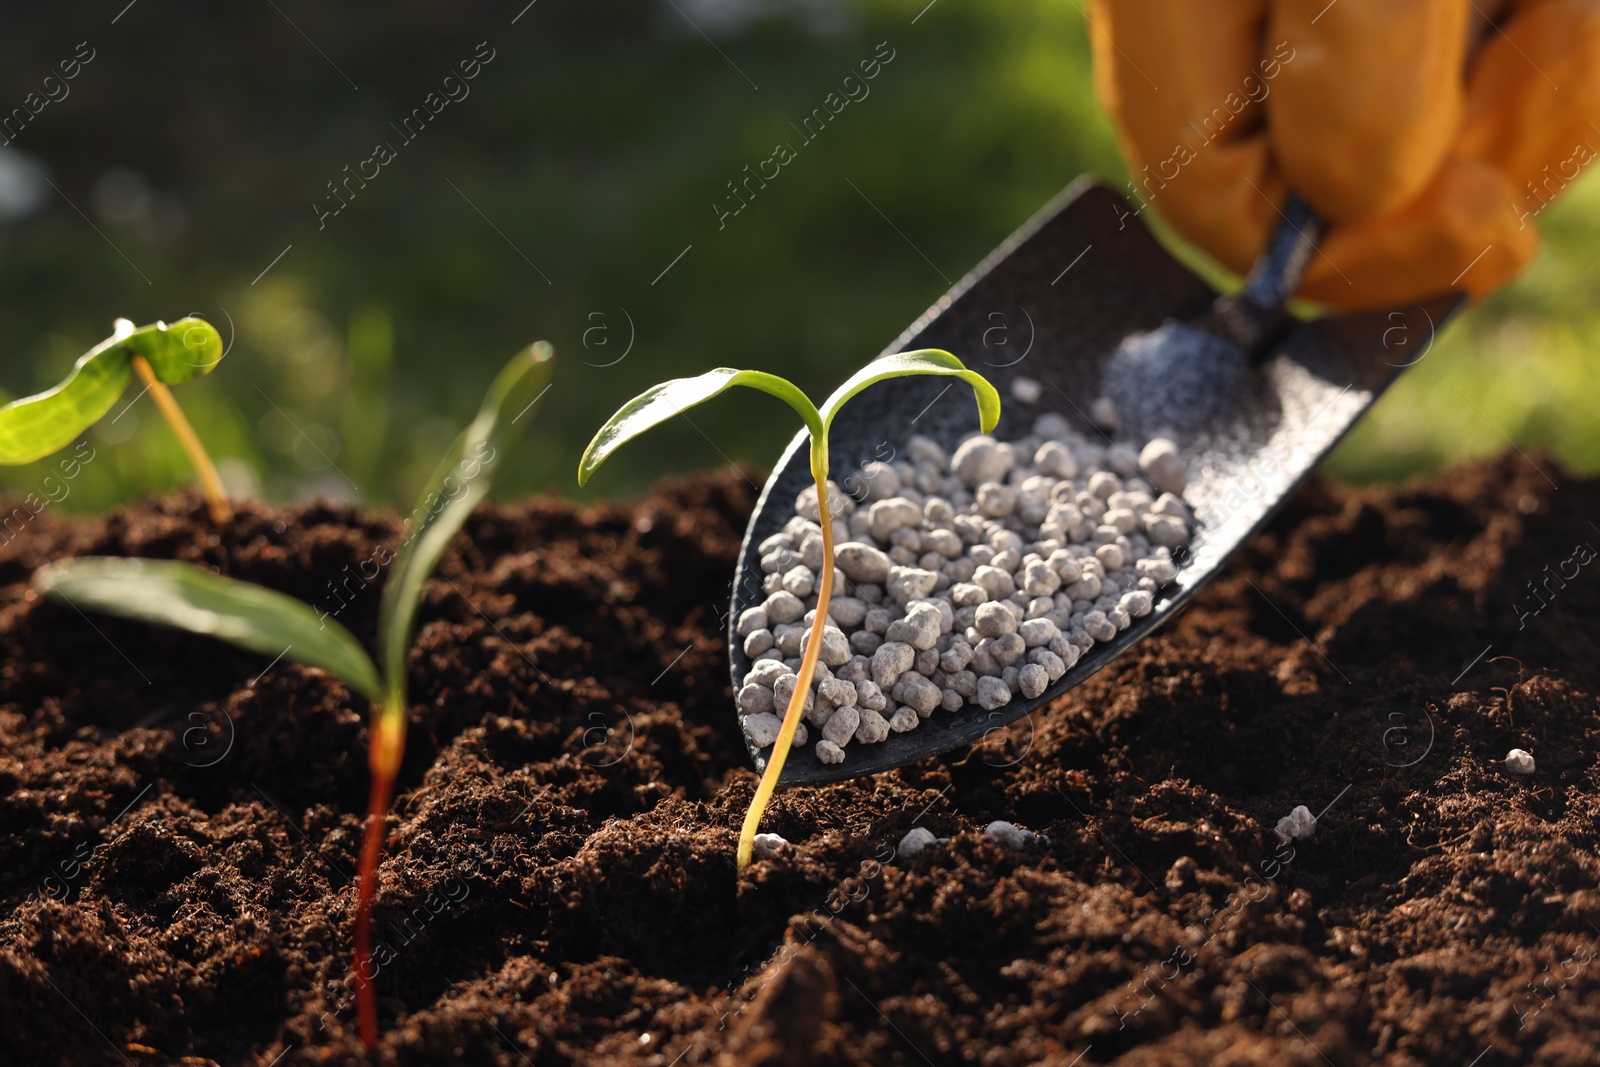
1088;0;1600;310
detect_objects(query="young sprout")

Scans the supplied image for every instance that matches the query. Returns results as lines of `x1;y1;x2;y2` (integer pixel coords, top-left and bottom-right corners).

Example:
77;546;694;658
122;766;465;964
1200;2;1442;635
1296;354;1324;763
578;349;999;872
0;317;232;523
34;342;554;1048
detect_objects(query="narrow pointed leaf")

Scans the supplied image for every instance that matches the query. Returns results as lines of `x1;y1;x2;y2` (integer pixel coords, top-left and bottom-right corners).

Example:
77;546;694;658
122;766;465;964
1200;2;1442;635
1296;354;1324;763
0;318;225;465
378;342;554;698
578;369;822;486
818;349;1000;435
35;556;382;702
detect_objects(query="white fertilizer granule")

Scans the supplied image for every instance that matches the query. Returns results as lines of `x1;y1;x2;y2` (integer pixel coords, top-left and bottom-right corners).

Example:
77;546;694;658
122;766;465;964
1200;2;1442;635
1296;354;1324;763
1274;805;1317;843
897;826;939;857
737;415;1193;764
751;832;789;859
984;820;1037;850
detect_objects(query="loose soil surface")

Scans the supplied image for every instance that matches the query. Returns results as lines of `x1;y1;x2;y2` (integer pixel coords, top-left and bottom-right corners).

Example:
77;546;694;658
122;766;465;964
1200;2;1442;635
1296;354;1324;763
1;456;1597;1067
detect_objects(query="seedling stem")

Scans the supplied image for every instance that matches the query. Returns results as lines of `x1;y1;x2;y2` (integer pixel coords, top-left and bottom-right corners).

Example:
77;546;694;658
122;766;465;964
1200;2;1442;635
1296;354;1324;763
353;697;406;1044
130;353;232;525
736;444;834;869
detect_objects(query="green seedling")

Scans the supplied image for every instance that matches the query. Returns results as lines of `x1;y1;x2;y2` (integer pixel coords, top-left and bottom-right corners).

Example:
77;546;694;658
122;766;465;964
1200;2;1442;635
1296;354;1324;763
35;342;555;1048
579;349;999;872
0;317;231;523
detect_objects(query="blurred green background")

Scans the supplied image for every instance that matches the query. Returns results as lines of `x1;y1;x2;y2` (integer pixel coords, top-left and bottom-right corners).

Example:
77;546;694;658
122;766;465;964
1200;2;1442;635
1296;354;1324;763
1;0;1595;513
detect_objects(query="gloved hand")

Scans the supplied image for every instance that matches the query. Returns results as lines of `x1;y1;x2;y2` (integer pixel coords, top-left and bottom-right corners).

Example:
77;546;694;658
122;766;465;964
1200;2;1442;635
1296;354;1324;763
1088;0;1600;310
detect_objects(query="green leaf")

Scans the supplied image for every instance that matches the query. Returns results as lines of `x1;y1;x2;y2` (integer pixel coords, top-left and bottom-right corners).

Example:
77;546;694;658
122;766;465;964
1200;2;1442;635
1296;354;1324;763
819;349;1001;436
578;369;822;486
0;339;133;465
126;317;225;384
0;318;226;465
377;342;554;699
34;557;383;703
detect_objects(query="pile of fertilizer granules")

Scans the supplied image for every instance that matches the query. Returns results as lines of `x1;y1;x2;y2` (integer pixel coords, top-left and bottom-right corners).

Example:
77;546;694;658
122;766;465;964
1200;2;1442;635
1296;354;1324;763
734;413;1193;765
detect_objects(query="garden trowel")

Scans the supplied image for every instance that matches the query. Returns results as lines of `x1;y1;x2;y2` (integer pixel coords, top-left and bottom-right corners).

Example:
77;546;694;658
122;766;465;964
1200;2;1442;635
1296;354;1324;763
730;178;1461;786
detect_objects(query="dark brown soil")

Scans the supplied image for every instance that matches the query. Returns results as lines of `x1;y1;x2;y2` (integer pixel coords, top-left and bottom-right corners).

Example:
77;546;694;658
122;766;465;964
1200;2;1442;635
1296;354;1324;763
2;456;1598;1067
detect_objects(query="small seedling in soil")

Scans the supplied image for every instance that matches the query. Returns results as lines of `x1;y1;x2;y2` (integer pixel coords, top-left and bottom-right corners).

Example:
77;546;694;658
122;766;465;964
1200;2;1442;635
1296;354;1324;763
0;317;231;523
579;350;1000;872
33;342;554;1048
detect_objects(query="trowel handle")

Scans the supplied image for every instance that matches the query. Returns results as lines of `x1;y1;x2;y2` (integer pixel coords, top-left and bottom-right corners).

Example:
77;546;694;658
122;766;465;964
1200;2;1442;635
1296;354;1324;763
1199;193;1325;357
1240;193;1323;312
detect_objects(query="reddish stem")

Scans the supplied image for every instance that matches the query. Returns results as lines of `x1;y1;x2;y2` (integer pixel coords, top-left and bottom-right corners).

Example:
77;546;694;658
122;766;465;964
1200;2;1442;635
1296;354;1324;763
353;769;393;1048
353;704;405;1048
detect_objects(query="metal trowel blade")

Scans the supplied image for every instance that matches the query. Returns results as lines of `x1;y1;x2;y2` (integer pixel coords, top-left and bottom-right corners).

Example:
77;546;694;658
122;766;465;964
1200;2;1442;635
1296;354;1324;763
730;178;1462;786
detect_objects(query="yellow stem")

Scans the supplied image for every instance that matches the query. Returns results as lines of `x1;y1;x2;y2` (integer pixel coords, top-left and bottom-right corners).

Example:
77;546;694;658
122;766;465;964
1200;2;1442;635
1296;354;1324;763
131;355;232;525
737;462;835;871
